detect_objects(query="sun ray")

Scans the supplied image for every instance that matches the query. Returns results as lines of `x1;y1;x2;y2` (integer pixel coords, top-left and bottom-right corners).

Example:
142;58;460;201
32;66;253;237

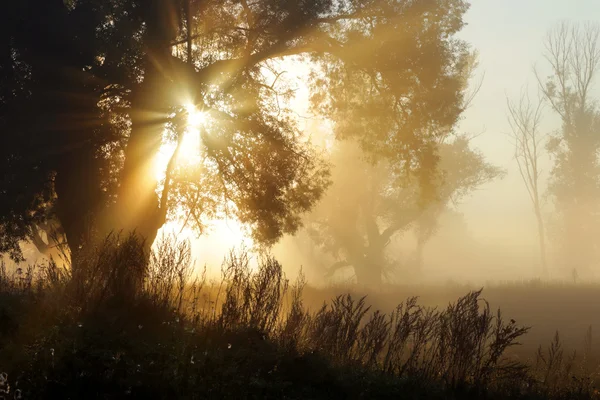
153;102;209;181
152;100;256;266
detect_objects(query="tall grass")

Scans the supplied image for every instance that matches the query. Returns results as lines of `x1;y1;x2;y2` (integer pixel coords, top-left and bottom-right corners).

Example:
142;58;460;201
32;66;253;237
0;234;599;398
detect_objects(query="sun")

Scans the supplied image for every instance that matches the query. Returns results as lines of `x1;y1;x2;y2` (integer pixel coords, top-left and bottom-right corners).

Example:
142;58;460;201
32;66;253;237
153;103;207;182
185;103;207;128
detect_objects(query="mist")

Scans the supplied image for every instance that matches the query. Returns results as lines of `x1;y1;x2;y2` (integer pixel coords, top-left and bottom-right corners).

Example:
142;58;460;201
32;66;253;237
5;0;600;397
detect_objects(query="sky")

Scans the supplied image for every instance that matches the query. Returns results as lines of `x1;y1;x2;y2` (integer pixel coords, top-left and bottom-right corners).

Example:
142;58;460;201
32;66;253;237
454;0;600;245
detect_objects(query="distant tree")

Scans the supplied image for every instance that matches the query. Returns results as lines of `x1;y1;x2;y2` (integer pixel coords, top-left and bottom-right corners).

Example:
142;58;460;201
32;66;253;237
535;22;600;274
306;136;502;287
506;89;548;277
0;0;472;277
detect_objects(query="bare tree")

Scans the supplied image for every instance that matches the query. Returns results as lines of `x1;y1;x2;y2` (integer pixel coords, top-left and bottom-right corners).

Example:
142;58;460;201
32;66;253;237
535;22;600;121
506;89;548;277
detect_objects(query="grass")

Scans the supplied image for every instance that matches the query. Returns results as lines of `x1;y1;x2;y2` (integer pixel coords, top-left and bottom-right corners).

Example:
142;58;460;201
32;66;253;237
1;234;600;399
302;280;600;362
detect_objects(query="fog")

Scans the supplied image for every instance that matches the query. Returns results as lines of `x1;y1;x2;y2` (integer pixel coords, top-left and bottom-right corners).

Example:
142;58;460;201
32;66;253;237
8;1;600;397
132;1;597;288
11;0;600;289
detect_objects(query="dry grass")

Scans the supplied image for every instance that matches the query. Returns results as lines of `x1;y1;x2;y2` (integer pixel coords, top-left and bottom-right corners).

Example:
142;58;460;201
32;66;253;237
302;280;600;360
1;235;600;398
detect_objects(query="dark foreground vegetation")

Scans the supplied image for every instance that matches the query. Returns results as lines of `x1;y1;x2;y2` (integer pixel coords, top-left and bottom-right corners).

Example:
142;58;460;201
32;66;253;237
1;236;599;399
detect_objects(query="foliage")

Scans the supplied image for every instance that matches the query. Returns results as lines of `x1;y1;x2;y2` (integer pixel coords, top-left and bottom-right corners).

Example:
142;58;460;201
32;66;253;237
310;0;471;174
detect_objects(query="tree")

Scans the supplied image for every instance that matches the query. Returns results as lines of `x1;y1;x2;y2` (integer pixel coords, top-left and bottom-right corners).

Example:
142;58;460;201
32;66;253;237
306;136;502;287
535;22;600;274
0;0;472;273
506;89;548;277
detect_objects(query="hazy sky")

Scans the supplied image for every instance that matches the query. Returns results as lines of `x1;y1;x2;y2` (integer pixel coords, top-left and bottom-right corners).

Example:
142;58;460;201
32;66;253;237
455;0;600;245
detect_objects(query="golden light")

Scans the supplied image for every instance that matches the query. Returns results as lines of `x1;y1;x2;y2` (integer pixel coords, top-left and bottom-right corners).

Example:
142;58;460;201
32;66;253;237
185;103;207;128
178;125;201;164
153;100;255;271
153;103;207;181
156;217;256;278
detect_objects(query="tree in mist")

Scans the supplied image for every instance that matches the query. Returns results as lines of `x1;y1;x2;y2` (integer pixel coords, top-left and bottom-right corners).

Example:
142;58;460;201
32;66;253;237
506;90;548;277
0;0;472;275
306;136;502;287
535;22;600;274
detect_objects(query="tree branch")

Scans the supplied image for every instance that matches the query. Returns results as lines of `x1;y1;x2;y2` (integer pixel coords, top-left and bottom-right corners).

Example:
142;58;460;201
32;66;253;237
158;119;187;226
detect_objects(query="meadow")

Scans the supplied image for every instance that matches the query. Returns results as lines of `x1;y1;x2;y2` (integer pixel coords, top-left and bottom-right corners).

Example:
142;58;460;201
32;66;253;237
1;235;600;399
304;280;600;359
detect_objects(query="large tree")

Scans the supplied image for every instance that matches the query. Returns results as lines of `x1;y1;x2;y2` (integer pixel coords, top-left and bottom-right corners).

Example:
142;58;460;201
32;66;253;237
0;0;472;271
306;136;502;286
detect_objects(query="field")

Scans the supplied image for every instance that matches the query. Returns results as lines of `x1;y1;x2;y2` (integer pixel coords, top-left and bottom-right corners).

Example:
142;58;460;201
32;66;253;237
304;280;600;359
1;237;600;399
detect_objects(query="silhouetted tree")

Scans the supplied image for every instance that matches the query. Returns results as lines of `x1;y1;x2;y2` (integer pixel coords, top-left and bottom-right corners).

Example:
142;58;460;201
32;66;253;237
0;0;472;275
535;22;600;274
506;89;548;277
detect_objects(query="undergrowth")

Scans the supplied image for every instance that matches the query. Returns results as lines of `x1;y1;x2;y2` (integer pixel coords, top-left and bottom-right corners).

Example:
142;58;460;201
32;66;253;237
0;233;599;399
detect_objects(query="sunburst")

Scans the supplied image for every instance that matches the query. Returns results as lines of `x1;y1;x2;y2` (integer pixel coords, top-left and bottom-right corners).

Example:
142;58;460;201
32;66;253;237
154;103;207;181
185;103;207;128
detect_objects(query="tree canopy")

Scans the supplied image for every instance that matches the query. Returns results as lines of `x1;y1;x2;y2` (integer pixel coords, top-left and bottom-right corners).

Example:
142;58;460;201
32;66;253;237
0;0;473;267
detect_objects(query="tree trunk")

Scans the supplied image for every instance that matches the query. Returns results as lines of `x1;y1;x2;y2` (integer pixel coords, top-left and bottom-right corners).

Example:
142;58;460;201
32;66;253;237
351;240;385;289
534;208;548;278
106;0;180;257
108;74;166;255
53;148;104;281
